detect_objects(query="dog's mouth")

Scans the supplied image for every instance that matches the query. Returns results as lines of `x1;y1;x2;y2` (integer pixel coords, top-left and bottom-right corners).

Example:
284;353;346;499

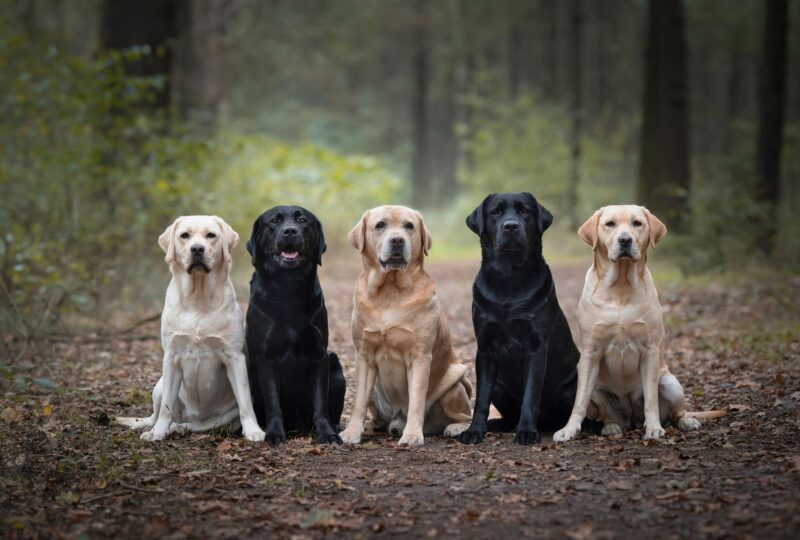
611;251;639;262
380;253;407;270
271;250;306;267
187;261;211;274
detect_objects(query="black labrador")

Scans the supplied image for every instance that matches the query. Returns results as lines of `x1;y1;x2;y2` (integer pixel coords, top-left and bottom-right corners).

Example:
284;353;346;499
246;205;345;444
458;192;580;445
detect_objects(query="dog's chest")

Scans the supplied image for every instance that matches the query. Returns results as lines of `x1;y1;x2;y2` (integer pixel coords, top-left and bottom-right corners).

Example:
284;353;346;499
361;308;416;354
597;317;649;385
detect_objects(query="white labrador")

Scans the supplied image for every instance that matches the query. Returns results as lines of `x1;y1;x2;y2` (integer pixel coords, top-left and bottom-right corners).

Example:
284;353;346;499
116;215;265;442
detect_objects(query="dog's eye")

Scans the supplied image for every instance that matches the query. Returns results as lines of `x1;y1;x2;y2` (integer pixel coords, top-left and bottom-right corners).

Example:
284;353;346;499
632;220;643;227
180;232;190;239
404;222;414;231
270;217;280;224
519;208;530;215
206;232;217;239
490;208;503;217
605;221;616;227
297;217;308;223
375;221;386;230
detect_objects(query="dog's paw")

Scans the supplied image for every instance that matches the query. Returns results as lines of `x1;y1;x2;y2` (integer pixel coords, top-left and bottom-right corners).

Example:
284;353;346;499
514;429;541;445
443;422;470;437
314;432;343;445
244;428;266;442
169;423;190;436
677;416;701;432
265;430;286;445
339;427;363;445
601;423;623;436
140;429;167;441
553;426;579;443
643;426;666;440
398;431;424;446
457;428;486;445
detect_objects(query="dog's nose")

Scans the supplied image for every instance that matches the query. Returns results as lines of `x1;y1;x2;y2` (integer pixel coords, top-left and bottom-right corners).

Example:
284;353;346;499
390;237;405;246
190;244;205;255
503;221;520;233
282;226;298;237
618;235;632;248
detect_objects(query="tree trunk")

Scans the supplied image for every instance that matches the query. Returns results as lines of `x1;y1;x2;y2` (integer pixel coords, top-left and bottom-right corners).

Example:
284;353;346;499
100;0;177;112
566;0;582;230
410;0;430;208
755;0;788;254
637;0;690;232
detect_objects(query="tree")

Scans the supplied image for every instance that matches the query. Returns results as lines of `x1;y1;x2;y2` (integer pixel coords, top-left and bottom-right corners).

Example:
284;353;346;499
637;0;690;232
755;0;788;254
566;0;582;231
410;0;430;208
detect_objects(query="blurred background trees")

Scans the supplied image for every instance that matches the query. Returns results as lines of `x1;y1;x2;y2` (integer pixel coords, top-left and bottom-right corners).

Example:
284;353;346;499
1;0;798;337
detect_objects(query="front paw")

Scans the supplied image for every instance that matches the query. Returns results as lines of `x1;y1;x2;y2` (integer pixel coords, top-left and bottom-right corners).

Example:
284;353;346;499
141;428;167;441
514;429;541;445
313;423;343;445
553;425;579;443
339;426;363;445
643;425;665;440
398;430;424;446
457;427;486;445
244;428;266;442
265;428;286;445
601;423;623;436
677;416;701;431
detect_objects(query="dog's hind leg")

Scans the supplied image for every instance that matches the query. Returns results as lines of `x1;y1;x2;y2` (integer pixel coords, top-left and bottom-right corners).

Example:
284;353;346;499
115;377;163;432
659;373;700;431
589;388;628;436
175;407;241;434
328;351;346;431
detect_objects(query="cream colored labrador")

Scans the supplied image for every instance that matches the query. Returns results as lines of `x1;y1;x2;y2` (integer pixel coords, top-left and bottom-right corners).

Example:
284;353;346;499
116;216;265;442
339;205;473;446
554;205;721;442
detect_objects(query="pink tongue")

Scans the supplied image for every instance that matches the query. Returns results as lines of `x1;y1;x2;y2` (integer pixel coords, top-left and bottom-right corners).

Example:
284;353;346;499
282;251;299;260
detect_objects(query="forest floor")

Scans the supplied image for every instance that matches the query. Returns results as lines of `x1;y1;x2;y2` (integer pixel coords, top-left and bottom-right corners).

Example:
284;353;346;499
1;260;799;539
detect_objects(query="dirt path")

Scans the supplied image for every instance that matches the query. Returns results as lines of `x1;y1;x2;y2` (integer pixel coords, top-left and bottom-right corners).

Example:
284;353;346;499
2;261;799;538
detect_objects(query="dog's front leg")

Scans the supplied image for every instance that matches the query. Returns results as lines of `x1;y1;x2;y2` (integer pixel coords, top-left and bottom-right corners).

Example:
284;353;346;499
141;352;181;441
554;346;601;442
225;352;266;442
257;359;286;444
515;343;548;445
641;346;665;440
399;352;431;446
340;352;377;444
458;350;497;444
312;352;342;444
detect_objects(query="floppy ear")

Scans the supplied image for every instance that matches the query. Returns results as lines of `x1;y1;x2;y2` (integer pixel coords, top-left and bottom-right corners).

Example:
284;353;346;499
348;211;369;253
247;217;262;266
313;213;327;266
416;210;432;257
213;216;239;264
466;194;493;237
537;201;553;233
643;207;667;248
158;217;181;264
578;208;603;250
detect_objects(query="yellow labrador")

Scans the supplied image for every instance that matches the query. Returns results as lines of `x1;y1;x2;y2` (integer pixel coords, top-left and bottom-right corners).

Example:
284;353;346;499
339;205;473;446
116;216;265;442
554;205;721;442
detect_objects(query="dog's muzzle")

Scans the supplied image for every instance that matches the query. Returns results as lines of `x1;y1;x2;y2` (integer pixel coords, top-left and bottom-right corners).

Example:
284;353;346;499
271;226;307;268
612;234;638;261
380;237;408;270
495;220;526;252
187;245;211;273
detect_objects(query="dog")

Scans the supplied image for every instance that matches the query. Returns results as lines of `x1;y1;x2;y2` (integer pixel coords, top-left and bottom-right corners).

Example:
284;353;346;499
116;215;265;442
457;192;580;445
339;205;473;446
553;205;722;442
246;205;345;445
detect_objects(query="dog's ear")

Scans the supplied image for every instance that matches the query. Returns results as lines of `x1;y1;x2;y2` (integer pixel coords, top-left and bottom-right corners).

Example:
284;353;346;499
348;210;369;253
536;200;553;233
247;216;262;266
466;194;493;237
312;212;327;266
158;217;182;264
415;210;432;257
643;207;667;248
213;216;239;264
578;208;603;250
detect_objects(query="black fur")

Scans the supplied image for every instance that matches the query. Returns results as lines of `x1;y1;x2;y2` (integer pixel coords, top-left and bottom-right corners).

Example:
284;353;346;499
246;205;344;444
458;192;580;445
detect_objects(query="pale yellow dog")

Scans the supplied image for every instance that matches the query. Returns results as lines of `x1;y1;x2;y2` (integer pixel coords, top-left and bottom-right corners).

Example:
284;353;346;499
339;205;473;446
554;205;721;442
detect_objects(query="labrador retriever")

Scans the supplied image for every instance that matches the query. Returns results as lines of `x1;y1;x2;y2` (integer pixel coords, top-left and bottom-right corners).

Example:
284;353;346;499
553;205;723;442
458;193;580;445
246;205;345;445
116;216;265;442
339;205;473;446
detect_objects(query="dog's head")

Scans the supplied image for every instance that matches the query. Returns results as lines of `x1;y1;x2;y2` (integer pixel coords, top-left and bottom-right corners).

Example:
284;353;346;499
247;205;326;273
158;215;239;275
466;192;553;258
578;205;667;262
349;205;431;273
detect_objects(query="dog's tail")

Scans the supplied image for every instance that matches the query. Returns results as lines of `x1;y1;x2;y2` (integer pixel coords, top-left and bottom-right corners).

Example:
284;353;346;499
115;415;156;431
685;410;727;419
